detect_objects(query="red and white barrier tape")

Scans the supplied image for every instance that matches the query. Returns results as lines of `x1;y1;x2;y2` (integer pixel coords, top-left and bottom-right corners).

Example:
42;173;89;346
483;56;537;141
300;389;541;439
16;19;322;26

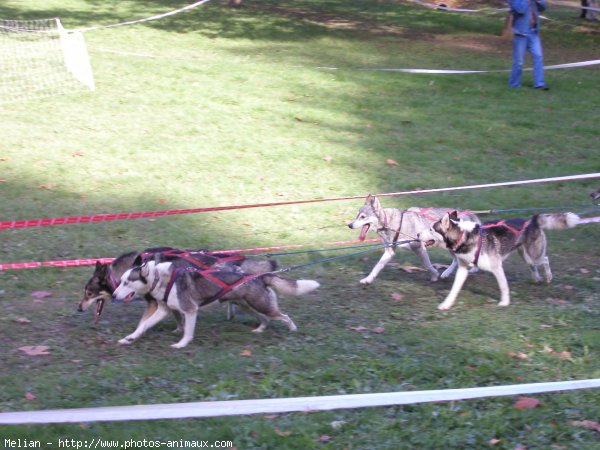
0;379;598;424
1;173;598;230
0;239;380;271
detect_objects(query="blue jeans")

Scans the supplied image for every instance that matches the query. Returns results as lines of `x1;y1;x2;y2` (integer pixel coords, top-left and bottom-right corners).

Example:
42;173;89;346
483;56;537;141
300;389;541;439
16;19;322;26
509;31;545;88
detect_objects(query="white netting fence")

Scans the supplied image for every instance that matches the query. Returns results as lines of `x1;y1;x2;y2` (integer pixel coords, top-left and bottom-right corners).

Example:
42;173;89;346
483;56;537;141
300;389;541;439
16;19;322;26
0;18;94;104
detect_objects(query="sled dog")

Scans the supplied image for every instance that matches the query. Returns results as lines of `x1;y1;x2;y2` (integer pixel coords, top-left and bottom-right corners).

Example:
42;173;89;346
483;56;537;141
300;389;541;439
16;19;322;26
79;247;277;323
348;195;480;284
112;259;319;348
419;211;579;310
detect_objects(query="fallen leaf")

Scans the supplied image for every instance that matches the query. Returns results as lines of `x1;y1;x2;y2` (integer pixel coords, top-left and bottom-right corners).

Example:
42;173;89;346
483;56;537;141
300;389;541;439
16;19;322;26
507;351;528;360
294;116;303;122
570;420;600;433
372;327;385;334
579;268;590;274
323;155;333;162
489;438;501;445
37;184;55;190
18;346;50;356
319;435;332;443
71;151;84;157
159;198;166;204
545;297;570;305
386;159;399;166
31;290;52;299
274;429;291;437
24;392;36;401
349;326;369;332
390;292;403;301
514;397;540;410
15;317;31;324
551;351;573;361
240;349;252;357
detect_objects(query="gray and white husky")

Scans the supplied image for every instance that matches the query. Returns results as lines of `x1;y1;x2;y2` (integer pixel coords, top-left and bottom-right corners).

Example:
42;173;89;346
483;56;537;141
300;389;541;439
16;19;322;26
112;260;319;348
79;247;277;323
419;211;580;310
348;195;480;284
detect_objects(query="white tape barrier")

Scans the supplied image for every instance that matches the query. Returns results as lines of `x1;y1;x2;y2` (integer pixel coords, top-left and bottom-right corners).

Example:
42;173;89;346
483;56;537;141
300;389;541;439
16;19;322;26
409;0;508;13
75;0;212;33
1;379;598;424
319;59;600;75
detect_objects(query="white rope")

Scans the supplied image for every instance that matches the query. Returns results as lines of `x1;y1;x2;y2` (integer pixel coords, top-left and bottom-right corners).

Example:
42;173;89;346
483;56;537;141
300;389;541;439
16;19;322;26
74;0;212;33
319;59;600;75
0;379;598;424
377;173;600;198
408;0;508;13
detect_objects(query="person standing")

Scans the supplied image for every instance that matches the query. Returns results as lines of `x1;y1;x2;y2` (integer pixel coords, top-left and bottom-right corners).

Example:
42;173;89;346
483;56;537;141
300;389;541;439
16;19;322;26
508;0;549;90
581;0;589;19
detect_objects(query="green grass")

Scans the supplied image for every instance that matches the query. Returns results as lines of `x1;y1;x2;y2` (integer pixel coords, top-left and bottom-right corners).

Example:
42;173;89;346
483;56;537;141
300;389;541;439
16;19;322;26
0;0;599;448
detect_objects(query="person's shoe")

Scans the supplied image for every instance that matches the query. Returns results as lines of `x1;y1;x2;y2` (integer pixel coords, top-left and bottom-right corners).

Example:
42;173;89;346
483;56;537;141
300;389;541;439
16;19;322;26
534;85;550;91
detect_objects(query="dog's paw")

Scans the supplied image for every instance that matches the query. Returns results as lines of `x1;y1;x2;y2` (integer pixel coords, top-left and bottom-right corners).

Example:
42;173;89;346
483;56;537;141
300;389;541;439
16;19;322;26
437;302;452;311
439;270;453;280
118;337;134;345
429;273;440;282
170;341;188;349
497;300;510;307
359;277;373;285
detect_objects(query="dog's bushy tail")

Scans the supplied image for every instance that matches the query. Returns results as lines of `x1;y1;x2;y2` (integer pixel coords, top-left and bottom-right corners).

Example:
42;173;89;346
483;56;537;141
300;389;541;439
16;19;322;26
262;275;320;296
535;212;580;230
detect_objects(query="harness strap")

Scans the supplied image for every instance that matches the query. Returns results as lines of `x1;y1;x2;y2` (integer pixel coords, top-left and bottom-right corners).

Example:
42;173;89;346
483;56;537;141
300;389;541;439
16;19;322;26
471;229;483;267
161;266;263;306
482;219;531;236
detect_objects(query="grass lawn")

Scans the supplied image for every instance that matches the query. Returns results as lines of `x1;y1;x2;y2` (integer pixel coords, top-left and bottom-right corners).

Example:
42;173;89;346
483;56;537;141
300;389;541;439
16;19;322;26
0;0;599;448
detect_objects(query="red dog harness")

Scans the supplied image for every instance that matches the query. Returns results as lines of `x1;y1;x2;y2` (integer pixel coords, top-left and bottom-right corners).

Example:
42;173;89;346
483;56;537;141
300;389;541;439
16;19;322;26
151;249;265;306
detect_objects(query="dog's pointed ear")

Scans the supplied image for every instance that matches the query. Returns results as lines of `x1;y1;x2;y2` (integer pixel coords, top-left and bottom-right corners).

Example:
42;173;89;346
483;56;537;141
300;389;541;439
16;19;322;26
441;213;451;230
133;254;143;267
449;210;459;222
368;195;382;211
94;261;107;276
140;262;150;279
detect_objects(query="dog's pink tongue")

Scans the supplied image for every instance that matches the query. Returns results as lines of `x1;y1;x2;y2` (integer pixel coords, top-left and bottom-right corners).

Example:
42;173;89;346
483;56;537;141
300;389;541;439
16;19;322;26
358;224;370;241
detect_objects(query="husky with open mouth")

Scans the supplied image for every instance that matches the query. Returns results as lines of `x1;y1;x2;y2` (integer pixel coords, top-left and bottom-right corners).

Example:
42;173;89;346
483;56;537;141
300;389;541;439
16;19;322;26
348;195;479;284
79;247;278;324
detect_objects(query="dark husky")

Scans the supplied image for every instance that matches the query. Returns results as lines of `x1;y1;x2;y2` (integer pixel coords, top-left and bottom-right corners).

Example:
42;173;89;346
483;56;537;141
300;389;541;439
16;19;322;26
419;211;579;310
348;195;480;283
113;259;320;348
79;247;277;324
